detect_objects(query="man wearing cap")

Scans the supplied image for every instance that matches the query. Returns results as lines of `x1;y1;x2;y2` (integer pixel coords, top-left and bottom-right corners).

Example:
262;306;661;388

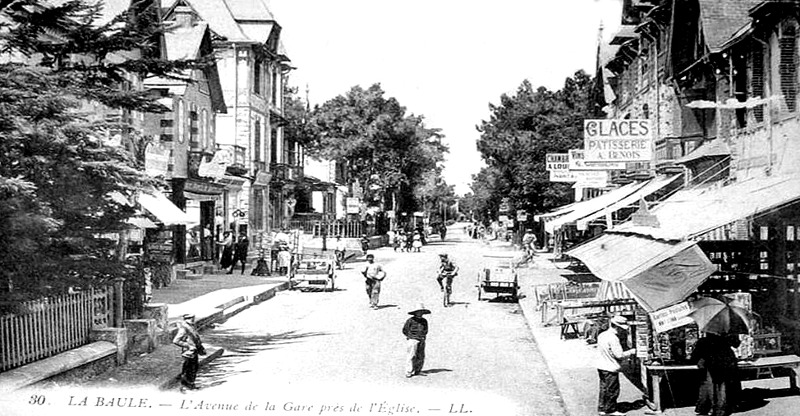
173;314;205;391
361;254;386;309
436;253;459;292
402;303;430;378
596;315;636;416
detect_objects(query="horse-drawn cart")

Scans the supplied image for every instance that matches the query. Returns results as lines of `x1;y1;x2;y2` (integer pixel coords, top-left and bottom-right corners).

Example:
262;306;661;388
477;252;519;301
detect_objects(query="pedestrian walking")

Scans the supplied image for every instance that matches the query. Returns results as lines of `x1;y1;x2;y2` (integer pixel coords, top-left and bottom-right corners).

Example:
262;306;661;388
596;315;636;416
173;314;205;391
412;231;422;252
334;235;347;270
360;234;370;255
402;303;430;378
361;254;386;309
228;232;249;274
690;332;740;416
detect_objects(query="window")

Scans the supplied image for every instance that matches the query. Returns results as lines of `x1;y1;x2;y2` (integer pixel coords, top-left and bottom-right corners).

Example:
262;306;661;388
750;42;765;122
779;20;798;112
253;60;262;95
176;99;185;143
200;109;208;149
189;104;198;148
271;69;278;105
760;226;769;240
642;103;649;119
789;226;796;241
254;118;262;162
270;127;278;163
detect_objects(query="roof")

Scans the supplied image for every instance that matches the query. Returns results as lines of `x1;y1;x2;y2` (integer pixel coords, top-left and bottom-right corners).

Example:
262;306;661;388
163;23;207;60
164;0;249;42
224;0;275;21
675;139;731;164
614;174;800;240
697;0;762;52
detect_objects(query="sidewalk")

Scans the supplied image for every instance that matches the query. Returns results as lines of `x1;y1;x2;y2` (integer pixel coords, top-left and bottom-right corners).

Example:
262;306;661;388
514;250;798;416
36;265;292;390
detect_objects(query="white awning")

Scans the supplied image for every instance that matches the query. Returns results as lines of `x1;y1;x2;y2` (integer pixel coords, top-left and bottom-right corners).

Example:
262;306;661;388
126;216;159;229
534;202;577;222
138;192;196;226
615;175;800;240
567;233;716;312
545;182;647;234
576;175;682;230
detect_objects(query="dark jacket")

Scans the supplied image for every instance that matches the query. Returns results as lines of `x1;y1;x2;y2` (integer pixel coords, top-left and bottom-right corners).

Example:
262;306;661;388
233;237;249;259
691;334;738;382
402;317;428;341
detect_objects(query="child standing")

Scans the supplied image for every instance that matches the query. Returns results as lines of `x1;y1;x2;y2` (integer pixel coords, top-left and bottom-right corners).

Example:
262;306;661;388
402;303;430;378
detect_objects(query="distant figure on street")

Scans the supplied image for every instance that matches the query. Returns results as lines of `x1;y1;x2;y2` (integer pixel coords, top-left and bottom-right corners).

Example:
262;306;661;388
596;315;636;416
522;228;537;257
690;332;740;416
361;254;386;309
402;303;430;378
412;231;422;252
173;314;205;391
217;231;233;271
228;232;249;274
360;234;370;255
334;235;347;270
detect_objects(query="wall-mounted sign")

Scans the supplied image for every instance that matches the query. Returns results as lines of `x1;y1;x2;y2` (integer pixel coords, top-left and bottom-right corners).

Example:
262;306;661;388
199;148;232;179
549;170;578;183
144;142;171;177
569;149;627;171
649;301;694;333
583;119;652;162
346;197;361;214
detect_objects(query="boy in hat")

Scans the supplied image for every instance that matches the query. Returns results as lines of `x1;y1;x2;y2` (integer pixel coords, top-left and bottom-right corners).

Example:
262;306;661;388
402;303;430;378
596;315;636;416
361;254;386;309
173;314;205;391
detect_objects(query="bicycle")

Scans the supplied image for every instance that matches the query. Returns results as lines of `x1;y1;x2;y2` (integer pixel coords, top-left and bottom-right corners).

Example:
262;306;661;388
439;271;457;307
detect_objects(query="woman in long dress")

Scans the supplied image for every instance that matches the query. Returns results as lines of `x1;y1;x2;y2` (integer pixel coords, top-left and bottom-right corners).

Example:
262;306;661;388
217;231;233;270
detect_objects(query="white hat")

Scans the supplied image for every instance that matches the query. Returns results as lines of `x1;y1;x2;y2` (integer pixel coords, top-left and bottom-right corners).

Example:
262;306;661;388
408;303;431;315
609;315;628;328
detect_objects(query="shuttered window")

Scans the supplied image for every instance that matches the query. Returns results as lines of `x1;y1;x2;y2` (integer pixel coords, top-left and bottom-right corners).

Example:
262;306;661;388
779;20;798;112
749;43;765;122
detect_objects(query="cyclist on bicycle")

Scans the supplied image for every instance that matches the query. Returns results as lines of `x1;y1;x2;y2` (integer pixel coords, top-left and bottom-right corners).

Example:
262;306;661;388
437;253;459;292
334;235;346;270
521;228;537;257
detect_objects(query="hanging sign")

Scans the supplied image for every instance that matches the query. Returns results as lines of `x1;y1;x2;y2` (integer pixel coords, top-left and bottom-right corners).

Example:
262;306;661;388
583;119;652;162
198;148;232;179
546;153;570;171
346;197;361;214
649;301;694;333
569;149;627;170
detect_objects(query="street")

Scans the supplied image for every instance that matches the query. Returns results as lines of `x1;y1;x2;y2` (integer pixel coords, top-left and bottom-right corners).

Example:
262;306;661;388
192;225;567;416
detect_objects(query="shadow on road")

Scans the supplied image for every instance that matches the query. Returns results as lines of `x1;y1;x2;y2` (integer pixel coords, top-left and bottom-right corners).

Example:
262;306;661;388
198;329;331;388
419;368;452;375
375;304;398;310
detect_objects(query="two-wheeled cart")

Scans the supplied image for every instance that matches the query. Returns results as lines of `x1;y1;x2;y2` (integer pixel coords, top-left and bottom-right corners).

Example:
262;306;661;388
477;252;519;301
289;251;336;292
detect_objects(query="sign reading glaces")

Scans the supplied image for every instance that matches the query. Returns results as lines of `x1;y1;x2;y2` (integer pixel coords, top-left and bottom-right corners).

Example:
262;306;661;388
584;119;652;163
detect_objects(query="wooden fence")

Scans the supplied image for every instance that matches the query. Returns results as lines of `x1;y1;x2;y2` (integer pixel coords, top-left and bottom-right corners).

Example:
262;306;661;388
0;287;113;372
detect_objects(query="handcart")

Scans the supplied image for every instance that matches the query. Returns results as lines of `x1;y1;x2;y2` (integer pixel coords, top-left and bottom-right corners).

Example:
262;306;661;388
477;252;519;301
289;251;336;292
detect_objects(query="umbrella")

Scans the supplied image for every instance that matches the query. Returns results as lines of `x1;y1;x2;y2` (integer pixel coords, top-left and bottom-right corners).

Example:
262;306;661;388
688;297;753;335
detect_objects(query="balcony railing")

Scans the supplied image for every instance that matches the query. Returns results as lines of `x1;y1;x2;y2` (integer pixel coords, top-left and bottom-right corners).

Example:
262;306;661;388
270;163;303;182
217;144;247;175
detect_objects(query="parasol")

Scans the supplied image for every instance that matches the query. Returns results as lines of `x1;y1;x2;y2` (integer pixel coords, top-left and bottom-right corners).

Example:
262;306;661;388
688;297;753;335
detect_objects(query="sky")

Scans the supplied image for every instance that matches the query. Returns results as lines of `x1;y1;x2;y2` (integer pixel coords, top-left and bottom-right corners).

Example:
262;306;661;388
267;0;623;195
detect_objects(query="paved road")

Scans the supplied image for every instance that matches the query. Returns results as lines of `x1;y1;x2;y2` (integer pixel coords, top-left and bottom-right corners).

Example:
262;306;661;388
190;225;567;416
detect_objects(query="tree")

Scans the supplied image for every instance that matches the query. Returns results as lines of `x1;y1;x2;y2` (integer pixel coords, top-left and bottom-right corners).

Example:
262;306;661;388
0;0;208;304
307;84;448;215
472;71;600;220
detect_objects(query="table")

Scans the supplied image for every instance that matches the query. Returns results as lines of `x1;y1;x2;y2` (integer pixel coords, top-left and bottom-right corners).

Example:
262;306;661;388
555;299;638;323
645;354;800;412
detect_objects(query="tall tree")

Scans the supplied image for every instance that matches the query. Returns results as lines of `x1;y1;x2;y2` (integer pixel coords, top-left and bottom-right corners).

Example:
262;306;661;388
0;0;208;302
307;84;448;214
472;71;599;220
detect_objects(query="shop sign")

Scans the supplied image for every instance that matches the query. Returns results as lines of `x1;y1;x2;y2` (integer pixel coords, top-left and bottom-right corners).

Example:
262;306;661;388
252;171;271;186
346;197;360;214
568;149;627;171
144;142;170;177
573;170;610;187
583;119;652;163
516;210;528;221
549;170;578;182
649;301;694;333
545;153;570;171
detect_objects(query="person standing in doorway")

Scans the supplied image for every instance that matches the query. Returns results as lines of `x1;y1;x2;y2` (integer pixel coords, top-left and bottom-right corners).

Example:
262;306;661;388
228;232;249;274
402;303;430;378
173;314;205;391
361;254;386;309
596;315;636;416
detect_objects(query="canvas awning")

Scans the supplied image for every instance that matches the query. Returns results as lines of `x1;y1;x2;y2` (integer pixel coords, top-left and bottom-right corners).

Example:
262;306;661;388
126;216;159;229
545;182;647;234
138;192;196;226
534;202;577;222
615;175;800;240
576;175;682;230
567;233;716;312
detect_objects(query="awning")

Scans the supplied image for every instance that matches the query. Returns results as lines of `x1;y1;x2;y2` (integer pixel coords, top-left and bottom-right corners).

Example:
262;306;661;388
126;216;159;229
138;192;196;226
615;175;800;240
534;202;577;222
545;182;647;234
576;175;682;230
567;233;716;312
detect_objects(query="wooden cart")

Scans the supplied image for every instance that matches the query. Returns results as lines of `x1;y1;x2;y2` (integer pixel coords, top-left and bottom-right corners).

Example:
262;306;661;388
477;252;519;301
289;254;336;292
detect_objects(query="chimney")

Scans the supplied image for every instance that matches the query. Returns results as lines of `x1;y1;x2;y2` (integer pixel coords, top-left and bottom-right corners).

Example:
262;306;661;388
174;5;194;27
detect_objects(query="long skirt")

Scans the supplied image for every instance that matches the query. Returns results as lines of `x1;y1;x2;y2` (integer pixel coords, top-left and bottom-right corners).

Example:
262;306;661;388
220;246;233;269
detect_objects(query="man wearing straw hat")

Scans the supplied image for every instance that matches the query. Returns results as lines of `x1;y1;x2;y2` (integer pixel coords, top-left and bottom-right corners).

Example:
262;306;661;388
402;303;430;378
596;315;636;416
173;314;206;391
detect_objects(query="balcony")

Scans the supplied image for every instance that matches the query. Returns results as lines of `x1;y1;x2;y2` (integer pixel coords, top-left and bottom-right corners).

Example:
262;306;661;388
270;163;303;183
217;144;247;176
